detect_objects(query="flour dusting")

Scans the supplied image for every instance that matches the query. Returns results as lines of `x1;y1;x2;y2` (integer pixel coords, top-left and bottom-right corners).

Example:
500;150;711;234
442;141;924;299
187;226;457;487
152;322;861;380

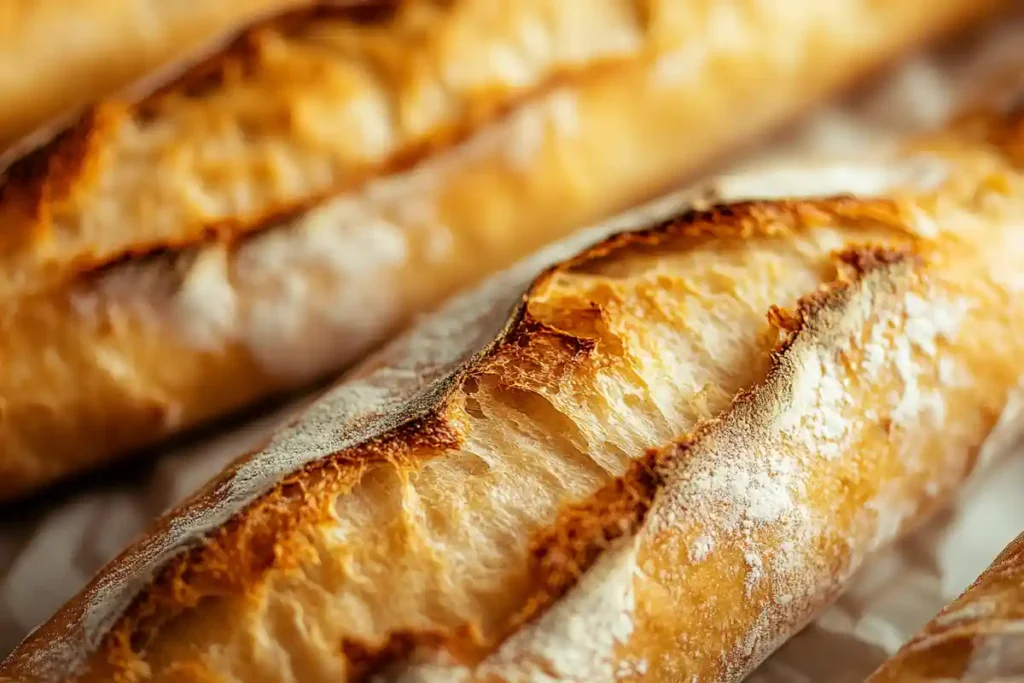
21;183;696;681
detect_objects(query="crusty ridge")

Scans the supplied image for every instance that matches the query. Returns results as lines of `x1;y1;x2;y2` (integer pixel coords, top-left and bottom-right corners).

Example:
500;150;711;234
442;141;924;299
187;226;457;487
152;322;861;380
347;242;919;679
0;0;1008;303
0;189;935;679
0;0;651;298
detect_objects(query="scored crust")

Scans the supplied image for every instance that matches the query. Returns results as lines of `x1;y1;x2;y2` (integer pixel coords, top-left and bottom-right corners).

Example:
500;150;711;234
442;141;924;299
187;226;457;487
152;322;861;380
5;113;1024;681
1;0;1003;299
1;0;1012;501
0;0;656;295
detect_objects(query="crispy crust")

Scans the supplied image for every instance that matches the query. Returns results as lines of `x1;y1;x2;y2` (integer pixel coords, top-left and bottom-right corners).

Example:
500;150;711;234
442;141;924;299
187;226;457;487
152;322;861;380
123;199;888;663
7;120;1024;679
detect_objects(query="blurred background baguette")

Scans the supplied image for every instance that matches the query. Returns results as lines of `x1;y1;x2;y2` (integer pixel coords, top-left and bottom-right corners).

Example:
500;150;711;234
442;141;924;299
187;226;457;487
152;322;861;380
0;0;314;148
868;530;1024;681
0;0;1014;500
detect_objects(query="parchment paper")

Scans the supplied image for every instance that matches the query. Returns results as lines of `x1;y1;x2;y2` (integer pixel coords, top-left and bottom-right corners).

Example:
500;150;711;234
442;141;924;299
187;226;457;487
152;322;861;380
2;16;1024;677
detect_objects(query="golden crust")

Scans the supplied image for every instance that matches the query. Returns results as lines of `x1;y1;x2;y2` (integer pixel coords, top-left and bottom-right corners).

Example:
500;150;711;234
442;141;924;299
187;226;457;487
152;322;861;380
6;115;1024;680
0;0;648;294
124;199;893;669
0;0;1007;292
0;0;1009;501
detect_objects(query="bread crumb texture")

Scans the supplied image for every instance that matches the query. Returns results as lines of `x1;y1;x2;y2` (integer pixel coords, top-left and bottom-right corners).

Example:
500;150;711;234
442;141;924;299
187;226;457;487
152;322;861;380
4;109;1024;681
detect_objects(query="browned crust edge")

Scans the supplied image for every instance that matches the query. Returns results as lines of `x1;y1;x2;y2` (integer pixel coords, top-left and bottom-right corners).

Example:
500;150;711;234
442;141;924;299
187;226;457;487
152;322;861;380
66;198;920;678
3;0;1011;295
0;0;647;285
337;242;923;680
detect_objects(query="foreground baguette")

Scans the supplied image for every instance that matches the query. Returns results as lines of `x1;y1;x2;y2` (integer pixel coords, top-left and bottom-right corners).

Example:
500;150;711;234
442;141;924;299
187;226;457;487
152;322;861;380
869;530;1024;681
0;0;1009;500
5;112;1024;682
0;0;312;148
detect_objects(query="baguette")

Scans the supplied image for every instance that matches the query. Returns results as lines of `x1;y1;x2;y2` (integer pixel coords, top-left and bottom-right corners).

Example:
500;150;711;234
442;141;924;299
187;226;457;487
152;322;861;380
0;0;1011;501
868;529;1024;681
5;109;1024;682
0;0;313;148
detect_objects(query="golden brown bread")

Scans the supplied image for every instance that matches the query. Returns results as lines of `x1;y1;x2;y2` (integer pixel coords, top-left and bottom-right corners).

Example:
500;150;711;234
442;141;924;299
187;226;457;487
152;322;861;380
0;0;313;148
4;108;1024;682
0;0;1011;501
868;530;1024;681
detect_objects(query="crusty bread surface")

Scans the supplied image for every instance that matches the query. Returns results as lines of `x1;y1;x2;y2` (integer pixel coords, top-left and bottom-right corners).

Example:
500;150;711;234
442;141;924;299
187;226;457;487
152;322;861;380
4;108;1024;682
868;530;1024;681
0;0;312;148
0;0;1010;501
